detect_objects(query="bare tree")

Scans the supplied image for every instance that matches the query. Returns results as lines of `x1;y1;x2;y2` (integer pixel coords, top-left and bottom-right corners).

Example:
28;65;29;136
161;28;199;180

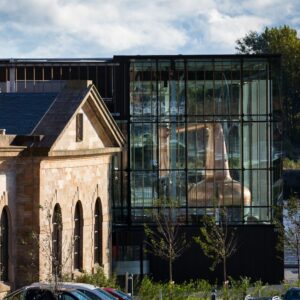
21;200;75;290
38;201;74;289
194;207;238;286
144;198;189;284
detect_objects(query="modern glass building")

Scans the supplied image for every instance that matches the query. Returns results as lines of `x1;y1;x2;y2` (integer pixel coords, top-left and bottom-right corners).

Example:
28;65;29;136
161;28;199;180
0;55;282;282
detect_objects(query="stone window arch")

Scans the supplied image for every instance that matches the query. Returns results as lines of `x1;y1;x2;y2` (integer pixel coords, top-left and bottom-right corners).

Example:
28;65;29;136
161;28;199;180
74;201;83;271
0;207;10;282
52;204;62;277
94;198;103;266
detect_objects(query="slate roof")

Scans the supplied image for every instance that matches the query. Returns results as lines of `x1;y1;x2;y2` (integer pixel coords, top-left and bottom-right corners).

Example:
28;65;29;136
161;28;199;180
0;82;125;152
33;87;90;147
0;93;57;135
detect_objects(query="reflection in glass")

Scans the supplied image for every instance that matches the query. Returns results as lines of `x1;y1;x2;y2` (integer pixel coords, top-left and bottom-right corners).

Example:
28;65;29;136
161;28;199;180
188;123;251;209
123;57;279;225
130;123;157;170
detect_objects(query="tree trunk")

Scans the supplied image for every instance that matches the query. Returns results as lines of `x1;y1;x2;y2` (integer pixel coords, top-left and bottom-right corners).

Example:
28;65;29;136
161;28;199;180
169;258;172;283
223;256;227;284
223;256;229;300
169;258;173;300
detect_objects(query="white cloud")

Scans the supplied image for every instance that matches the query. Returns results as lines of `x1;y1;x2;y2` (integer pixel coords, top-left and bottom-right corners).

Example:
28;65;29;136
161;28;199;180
0;0;298;57
201;9;269;52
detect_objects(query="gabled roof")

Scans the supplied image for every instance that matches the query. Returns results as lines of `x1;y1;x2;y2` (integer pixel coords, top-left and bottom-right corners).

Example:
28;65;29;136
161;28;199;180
32;85;90;148
0;81;125;154
0;93;57;135
32;81;125;151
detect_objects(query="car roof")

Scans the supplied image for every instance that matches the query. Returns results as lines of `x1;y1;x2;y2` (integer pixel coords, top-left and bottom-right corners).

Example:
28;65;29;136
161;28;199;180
61;282;98;289
31;282;98;289
4;285;82;299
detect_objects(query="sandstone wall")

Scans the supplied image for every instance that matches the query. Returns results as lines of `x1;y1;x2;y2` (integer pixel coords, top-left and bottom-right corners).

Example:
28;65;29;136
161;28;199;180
39;155;112;280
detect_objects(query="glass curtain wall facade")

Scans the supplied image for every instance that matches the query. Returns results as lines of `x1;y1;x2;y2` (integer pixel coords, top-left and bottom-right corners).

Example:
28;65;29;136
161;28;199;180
113;56;281;226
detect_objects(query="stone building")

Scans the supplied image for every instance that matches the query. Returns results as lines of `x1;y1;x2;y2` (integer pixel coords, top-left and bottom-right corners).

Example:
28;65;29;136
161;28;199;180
0;81;125;294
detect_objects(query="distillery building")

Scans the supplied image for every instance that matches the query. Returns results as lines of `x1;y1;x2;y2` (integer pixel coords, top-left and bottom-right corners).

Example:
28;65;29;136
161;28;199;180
0;55;282;288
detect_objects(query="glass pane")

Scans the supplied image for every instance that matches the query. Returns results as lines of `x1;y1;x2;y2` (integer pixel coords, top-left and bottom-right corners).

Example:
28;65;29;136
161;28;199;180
186;122;241;170
158;170;186;205
158;122;185;170
130;61;156;117
244;169;270;222
214;60;241;116
187;123;207;169
186;60;241;117
157;60;185;116
243;60;268;117
131;171;158;207
243;122;269;168
130;123;157;170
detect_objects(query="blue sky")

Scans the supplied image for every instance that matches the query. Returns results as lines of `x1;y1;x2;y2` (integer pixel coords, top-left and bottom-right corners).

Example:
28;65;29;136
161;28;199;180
0;0;299;58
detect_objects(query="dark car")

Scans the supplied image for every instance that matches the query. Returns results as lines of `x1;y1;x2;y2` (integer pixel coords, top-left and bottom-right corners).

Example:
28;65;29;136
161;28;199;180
102;288;132;300
283;288;300;300
4;285;92;300
245;297;281;300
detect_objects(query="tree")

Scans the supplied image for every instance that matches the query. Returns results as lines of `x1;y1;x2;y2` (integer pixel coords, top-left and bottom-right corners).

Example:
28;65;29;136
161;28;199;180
144;198;189;284
275;195;300;280
194;207;238;286
39;201;74;288
236;25;300;149
20;200;74;290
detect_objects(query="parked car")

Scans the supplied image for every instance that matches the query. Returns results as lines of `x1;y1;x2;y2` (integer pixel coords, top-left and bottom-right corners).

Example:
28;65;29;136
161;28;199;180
4;285;92;300
245;297;282;300
57;283;118;300
103;288;132;300
283;287;300;300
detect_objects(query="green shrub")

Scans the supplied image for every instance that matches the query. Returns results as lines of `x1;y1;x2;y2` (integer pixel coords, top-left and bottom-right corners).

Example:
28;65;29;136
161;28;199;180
137;276;290;299
283;158;300;169
73;267;118;288
225;277;251;299
137;277;212;300
138;277;163;300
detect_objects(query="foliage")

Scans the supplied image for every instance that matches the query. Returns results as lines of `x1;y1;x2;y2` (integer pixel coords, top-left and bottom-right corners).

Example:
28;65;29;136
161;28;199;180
137;276;287;300
224;277;251;299
236;25;300;146
144;198;190;284
138;277;164;300
194;207;238;285
137;277;212;300
274;195;300;279
283;158;300;169
73;267;118;288
19;201;75;289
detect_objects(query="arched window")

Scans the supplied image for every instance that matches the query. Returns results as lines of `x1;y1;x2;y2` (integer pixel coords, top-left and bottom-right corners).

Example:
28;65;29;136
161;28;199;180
74;202;83;270
52;204;62;277
0;207;9;281
94;198;103;265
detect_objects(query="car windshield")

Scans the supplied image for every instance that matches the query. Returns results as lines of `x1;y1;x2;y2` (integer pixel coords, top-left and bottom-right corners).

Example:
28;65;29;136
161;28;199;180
111;290;131;299
26;289;56;300
94;288;117;300
4;289;23;300
67;290;93;300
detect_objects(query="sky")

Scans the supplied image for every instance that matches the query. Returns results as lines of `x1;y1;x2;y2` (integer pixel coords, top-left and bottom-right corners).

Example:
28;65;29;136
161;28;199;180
0;0;299;58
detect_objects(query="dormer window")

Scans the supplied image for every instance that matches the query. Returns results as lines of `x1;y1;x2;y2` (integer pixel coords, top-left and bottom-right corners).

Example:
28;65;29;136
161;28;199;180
76;113;83;142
